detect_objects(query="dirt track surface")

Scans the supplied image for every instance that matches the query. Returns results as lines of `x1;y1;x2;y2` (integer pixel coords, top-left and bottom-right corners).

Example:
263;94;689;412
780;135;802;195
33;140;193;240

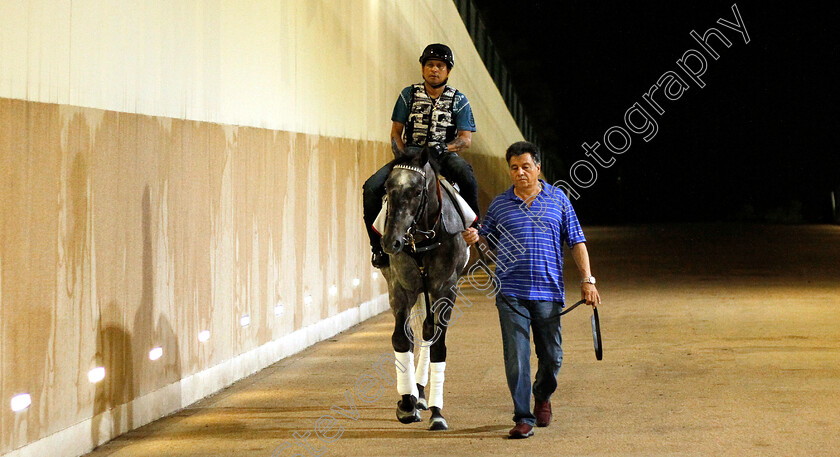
85;224;840;457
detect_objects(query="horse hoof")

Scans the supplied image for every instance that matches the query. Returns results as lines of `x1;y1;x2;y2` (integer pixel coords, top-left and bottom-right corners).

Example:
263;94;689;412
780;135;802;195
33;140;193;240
428;407;448;431
396;400;421;424
416;385;428;410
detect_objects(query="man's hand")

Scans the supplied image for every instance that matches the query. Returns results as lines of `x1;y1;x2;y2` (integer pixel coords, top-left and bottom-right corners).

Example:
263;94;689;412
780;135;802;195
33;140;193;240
462;227;479;246
581;283;601;307
571;243;600;307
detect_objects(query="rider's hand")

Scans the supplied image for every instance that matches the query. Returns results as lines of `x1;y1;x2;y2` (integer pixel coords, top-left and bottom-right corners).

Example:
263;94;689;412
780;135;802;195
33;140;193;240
462;227;479;246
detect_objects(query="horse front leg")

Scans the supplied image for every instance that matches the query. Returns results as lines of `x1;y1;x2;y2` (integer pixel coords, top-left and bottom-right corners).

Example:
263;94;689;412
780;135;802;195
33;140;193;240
391;290;421;424
426;292;456;431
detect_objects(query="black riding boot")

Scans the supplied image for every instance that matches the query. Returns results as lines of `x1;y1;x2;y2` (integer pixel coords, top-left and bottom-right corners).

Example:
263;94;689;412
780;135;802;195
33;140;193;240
363;162;394;268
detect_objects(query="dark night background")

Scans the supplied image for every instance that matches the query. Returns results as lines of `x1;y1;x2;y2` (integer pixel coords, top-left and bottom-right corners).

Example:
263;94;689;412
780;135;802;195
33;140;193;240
473;1;840;224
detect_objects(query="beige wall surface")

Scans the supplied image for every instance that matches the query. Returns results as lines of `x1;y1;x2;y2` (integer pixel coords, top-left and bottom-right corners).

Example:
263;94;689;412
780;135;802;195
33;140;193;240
0;0;520;149
0;1;523;455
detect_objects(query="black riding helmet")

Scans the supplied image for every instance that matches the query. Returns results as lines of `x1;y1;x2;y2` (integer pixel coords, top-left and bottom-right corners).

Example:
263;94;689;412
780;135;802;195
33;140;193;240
419;43;454;69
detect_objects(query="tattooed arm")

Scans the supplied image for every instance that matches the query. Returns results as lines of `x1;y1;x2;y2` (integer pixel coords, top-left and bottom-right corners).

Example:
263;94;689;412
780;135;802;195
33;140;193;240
391;122;406;152
446;130;472;153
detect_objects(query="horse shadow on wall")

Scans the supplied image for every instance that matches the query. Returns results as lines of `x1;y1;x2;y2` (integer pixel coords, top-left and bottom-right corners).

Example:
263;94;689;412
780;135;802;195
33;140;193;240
90;183;182;447
91;322;133;446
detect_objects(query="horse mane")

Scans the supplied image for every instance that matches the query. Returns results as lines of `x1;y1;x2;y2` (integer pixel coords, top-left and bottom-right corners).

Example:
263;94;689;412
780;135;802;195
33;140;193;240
393;145;440;176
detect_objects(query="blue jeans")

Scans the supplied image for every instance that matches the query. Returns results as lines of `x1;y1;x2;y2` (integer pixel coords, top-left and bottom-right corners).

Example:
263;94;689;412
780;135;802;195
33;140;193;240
496;294;563;425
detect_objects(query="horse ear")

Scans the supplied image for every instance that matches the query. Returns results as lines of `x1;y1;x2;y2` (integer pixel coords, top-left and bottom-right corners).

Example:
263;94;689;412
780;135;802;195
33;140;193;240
419;145;430;166
391;139;406;159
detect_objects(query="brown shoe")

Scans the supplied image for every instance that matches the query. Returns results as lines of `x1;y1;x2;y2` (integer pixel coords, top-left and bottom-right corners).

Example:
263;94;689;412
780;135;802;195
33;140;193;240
508;422;534;439
534;400;552;427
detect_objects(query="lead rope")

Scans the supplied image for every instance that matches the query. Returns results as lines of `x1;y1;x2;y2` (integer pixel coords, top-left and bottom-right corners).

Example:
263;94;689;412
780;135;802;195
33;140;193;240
418;262;435;329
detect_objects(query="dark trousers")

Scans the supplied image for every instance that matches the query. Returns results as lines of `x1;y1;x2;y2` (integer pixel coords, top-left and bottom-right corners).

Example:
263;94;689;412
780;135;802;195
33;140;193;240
362;152;480;249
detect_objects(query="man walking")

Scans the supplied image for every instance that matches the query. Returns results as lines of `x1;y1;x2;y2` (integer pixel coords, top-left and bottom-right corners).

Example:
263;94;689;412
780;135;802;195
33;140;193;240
462;141;601;439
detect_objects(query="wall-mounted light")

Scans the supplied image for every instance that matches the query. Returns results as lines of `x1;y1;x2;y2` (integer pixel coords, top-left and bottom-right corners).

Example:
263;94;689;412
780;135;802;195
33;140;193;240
328;285;338;296
10;393;31;412
274;302;284;317
87;367;106;384
198;330;211;342
352;278;360;288
149;347;163;361
240;314;250;327
303;294;313;305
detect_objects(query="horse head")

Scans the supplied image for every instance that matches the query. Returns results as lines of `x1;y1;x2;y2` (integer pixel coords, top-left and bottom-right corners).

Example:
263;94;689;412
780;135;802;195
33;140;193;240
381;141;436;255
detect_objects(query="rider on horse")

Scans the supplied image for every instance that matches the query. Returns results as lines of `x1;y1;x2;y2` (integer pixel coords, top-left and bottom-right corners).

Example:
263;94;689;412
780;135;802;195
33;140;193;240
363;43;480;268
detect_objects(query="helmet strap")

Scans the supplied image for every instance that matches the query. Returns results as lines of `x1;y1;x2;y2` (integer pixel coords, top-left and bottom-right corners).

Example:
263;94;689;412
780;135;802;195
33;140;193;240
429;78;448;89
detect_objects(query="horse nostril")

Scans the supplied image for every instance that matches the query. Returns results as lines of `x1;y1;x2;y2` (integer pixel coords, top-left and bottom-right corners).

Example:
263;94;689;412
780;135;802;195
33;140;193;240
393;239;403;252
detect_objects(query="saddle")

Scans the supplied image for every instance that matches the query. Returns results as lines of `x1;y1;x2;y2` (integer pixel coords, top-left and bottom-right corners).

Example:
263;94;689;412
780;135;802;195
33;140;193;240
372;177;477;236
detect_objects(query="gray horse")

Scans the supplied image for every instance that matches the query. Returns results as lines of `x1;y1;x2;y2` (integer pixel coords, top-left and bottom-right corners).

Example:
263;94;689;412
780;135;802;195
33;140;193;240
379;143;469;431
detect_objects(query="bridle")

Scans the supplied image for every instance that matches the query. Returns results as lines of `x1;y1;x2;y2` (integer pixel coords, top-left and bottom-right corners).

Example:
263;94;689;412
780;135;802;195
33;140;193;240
391;164;439;253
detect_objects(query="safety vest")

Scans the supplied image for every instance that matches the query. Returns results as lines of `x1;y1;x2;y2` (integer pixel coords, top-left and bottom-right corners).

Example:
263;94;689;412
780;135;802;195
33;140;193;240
405;83;457;151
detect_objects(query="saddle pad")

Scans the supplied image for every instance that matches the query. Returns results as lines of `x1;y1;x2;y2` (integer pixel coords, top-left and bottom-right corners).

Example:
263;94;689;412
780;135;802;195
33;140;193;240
440;178;477;230
372;196;388;235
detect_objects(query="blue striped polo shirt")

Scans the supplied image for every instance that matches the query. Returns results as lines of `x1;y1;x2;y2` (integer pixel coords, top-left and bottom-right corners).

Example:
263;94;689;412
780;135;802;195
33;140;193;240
478;180;586;302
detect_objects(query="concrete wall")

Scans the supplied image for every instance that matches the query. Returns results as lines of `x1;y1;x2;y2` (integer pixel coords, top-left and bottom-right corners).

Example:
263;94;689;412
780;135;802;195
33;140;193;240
0;1;523;455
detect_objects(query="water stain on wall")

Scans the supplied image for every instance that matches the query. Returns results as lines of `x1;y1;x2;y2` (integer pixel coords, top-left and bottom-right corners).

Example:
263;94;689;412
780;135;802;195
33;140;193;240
0;98;389;452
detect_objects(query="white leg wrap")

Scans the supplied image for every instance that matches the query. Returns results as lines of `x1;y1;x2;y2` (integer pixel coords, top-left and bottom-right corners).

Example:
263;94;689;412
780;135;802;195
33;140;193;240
428;362;446;409
415;345;430;386
394;351;418;398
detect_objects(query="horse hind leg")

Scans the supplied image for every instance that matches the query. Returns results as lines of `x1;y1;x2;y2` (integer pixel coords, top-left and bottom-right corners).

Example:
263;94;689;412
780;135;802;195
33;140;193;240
414;309;435;410
415;345;430;410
